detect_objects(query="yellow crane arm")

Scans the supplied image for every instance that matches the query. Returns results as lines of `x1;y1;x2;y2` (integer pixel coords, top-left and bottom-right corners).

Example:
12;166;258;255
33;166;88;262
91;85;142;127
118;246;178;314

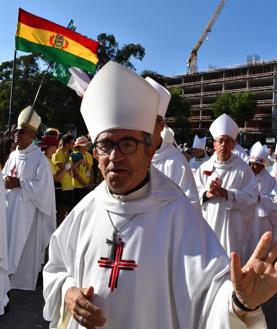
187;0;227;73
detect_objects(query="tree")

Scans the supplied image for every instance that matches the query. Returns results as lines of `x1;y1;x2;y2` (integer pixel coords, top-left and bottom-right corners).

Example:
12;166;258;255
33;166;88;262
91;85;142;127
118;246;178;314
96;33;145;71
212;91;257;127
0;54;47;131
166;88;191;144
0;54;84;133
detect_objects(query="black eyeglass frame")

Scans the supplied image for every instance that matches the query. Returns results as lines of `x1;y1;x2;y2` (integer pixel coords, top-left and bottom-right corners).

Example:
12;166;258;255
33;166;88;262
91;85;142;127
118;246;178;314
14;128;27;135
94;137;149;156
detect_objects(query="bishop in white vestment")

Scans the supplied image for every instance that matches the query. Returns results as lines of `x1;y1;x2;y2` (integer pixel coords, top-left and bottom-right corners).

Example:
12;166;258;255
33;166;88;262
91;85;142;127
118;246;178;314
233;142;249;163
248;142;277;251
0;170;10;315
194;114;259;264
145;77;201;212
43;166;267;329
267;149;277;179
2;106;56;290
43;62;277;329
152;138;201;211
189;135;210;175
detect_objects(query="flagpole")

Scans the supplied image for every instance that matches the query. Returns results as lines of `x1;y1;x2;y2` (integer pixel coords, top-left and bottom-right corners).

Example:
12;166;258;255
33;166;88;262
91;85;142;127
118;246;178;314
26;62;52;125
8;49;17;131
31;63;52;109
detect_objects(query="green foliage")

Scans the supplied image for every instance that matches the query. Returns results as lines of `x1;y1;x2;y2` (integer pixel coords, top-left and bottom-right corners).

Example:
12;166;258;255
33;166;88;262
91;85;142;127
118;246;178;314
212;91;257;126
0;81;10;130
0;54;44;130
165;88;191;144
166;88;190;118
97;33;145;71
0;54;84;133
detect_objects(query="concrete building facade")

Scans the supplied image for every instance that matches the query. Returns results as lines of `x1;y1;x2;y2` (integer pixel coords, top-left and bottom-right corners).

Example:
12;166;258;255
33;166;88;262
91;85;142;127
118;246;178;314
166;59;277;145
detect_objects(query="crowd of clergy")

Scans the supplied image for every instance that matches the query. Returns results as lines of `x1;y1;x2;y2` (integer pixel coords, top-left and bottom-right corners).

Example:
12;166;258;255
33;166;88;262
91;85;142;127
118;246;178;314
0;61;276;328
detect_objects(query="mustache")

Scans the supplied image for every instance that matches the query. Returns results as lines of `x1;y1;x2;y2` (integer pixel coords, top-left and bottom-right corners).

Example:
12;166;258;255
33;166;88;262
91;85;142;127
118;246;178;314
105;165;128;173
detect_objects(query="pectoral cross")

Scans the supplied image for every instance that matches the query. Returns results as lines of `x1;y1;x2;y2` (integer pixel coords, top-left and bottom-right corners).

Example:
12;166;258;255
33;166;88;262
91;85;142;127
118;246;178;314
98;231;138;291
106;230;122;260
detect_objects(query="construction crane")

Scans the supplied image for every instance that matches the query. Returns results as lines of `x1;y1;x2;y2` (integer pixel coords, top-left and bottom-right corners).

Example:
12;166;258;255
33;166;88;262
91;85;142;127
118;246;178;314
187;0;227;74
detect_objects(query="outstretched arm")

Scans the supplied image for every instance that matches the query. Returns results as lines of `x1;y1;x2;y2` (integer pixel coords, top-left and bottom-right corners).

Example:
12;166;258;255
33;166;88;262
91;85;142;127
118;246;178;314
231;231;277;315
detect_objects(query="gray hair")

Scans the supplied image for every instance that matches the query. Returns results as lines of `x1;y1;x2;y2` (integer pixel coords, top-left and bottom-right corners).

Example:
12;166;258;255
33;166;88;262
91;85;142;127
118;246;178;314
141;131;152;146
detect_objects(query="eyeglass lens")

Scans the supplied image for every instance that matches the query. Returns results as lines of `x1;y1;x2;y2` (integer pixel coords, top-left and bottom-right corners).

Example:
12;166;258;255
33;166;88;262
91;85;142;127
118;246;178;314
95;138;143;155
14;129;26;135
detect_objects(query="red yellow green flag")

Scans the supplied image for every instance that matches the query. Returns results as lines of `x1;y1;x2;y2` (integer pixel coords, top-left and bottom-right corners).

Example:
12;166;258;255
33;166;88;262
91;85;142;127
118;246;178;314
15;8;99;73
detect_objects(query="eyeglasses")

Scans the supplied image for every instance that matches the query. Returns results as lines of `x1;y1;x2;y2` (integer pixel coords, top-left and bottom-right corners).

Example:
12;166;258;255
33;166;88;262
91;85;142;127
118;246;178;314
214;137;233;145
94;137;147;155
14;128;26;135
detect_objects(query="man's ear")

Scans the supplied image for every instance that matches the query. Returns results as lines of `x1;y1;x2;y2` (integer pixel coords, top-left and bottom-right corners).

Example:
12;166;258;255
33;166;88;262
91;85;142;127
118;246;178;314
160;120;165;131
93;149;99;161
146;145;156;166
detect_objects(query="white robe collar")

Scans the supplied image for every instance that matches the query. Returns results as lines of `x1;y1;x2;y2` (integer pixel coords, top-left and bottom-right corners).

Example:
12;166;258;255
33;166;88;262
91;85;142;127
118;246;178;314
93;166;183;216
203;153;240;172
15;143;40;160
108;180;150;202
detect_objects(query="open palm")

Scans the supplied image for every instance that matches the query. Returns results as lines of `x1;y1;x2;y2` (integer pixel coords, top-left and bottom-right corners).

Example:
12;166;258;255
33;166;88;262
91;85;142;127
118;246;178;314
231;232;277;310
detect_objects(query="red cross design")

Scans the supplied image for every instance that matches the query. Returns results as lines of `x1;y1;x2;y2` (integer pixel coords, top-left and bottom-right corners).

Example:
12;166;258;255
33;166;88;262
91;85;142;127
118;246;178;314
98;243;137;291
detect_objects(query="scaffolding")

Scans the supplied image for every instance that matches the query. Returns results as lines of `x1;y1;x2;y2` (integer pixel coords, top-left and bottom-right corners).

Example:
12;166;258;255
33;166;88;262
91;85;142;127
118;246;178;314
166;59;277;139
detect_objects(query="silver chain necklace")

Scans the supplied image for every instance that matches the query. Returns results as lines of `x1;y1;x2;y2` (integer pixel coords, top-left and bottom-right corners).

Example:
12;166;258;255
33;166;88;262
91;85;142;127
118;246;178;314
106;210;136;241
106;210;136;259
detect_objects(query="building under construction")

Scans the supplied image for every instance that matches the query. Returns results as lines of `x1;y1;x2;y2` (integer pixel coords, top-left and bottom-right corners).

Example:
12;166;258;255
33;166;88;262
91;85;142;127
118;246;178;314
166;58;277;145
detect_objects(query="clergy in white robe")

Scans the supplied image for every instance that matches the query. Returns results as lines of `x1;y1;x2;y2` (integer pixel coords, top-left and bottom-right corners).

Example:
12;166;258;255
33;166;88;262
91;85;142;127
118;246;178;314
267;144;276;166
248;142;277;251
189;135;210;175
189;153;210;174
152;139;201;211
145;77;201;212
43;166;267;329
0;170;10;315
195;114;259;263
43;62;277;329
250;167;277;246
2;106;56;290
267;153;277;179
233;142;249;163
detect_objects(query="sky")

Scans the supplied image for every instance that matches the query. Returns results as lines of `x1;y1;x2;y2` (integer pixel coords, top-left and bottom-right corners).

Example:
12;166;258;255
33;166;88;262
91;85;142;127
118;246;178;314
1;0;277;77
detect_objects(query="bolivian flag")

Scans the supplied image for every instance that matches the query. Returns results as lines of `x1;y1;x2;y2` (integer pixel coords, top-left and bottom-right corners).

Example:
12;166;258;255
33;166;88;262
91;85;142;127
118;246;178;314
15;8;99;73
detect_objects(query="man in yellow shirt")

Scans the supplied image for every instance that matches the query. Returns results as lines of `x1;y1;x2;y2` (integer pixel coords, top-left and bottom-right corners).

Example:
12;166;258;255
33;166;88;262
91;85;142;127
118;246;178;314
72;136;94;204
52;134;75;225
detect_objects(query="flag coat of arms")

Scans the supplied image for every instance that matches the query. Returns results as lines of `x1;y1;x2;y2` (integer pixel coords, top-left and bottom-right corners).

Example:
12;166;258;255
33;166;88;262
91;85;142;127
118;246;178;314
15;8;99;73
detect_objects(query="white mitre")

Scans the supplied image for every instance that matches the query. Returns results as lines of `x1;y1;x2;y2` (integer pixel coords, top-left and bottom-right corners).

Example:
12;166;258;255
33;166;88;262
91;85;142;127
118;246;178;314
161;126;175;144
17;106;41;132
81;62;160;142
249;141;269;165
145;77;171;118
192;135;206;150
209;113;239;140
